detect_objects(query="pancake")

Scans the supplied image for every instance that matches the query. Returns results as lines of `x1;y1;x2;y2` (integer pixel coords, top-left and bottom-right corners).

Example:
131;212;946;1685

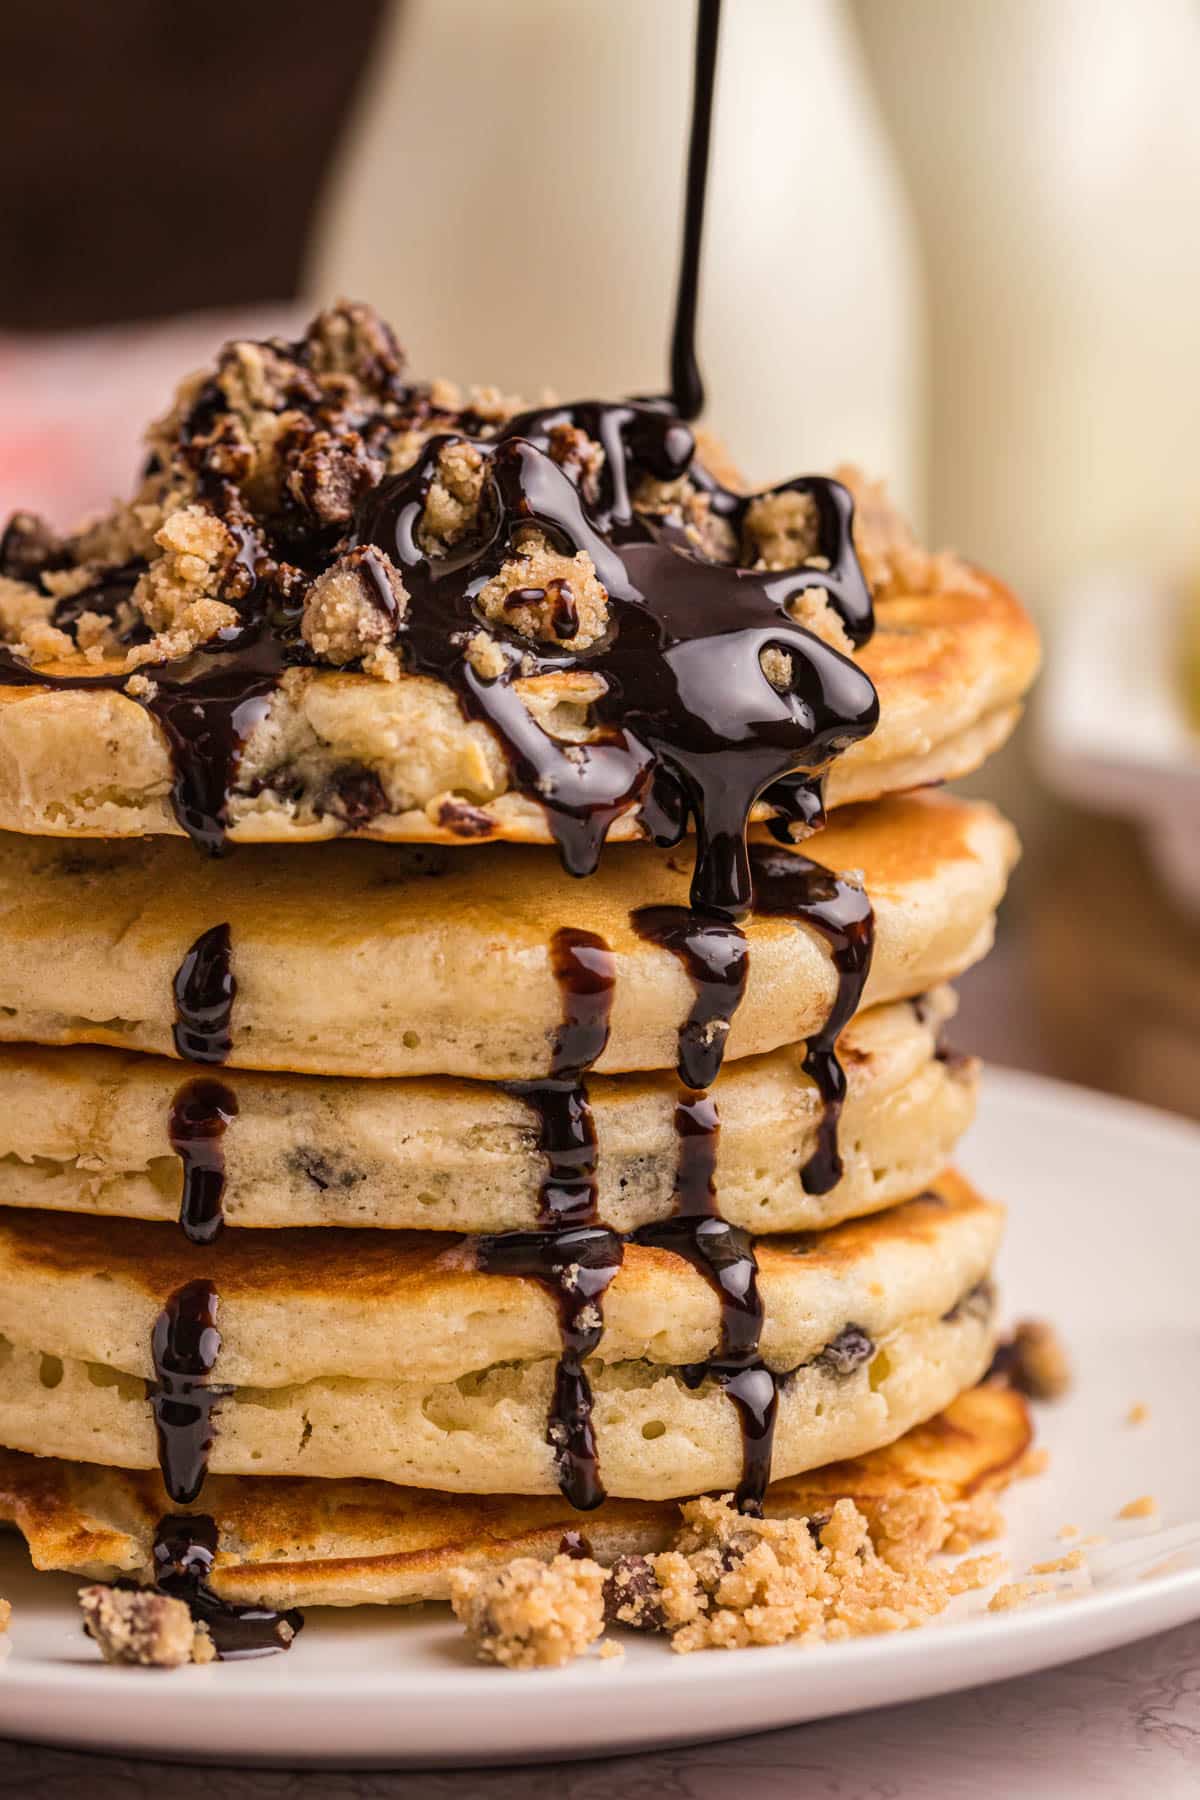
0;1175;1000;1388
0;573;1037;851
0;1385;1031;1607
0;1174;1000;1500
0;990;977;1236
0;1299;993;1504
0;792;1017;1078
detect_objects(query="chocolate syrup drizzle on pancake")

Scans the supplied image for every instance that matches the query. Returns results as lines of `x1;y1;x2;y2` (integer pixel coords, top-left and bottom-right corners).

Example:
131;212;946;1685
629;906;749;1091
169;1078;238;1244
479;926;622;1509
148;1279;231;1507
172;922;236;1063
150;1513;303;1659
356;419;876;917
748;845;875;1193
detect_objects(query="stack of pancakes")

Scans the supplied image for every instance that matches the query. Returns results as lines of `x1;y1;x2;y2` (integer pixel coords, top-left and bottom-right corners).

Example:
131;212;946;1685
0;305;1038;1630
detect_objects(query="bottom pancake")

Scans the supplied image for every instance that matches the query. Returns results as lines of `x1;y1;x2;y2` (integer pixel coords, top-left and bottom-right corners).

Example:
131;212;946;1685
0;1385;1030;1609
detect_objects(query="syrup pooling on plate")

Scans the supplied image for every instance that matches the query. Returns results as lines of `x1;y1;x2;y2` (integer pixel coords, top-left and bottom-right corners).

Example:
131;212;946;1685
148;1279;231;1506
169;1077;239;1245
152;1513;302;1659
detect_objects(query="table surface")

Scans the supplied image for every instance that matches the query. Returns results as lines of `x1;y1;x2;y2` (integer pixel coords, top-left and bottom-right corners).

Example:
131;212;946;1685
0;1616;1197;1798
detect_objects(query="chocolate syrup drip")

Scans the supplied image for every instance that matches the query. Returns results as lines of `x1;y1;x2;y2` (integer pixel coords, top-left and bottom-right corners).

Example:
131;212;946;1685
634;1199;777;1513
669;0;722;420
630;905;748;1090
503;925;616;1228
152;1514;302;1658
475;1225;623;1511
357;424;876;918
481;929;620;1507
748;844;875;1195
169;1077;238;1244
172;922;236;1064
148;1280;231;1506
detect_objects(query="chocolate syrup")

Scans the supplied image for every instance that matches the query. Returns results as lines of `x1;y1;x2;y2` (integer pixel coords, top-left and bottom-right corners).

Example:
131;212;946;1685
475;1224;623;1511
503;925;616;1228
630;905;748;1090
148;1280;231;1506
169;1077;238;1244
172;922;236;1064
357;425;876;917
481;928;622;1506
669;0;722;420
748;844;875;1195
152;1513;302;1658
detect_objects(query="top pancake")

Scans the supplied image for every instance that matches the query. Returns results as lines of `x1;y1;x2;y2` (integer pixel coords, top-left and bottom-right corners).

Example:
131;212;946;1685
0;791;1017;1078
0;572;1036;850
0;302;1039;861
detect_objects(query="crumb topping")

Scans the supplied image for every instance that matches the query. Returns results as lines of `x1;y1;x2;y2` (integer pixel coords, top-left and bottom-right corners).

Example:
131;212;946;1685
476;530;610;651
301;547;408;671
78;1584;215;1668
449;1553;607;1669
0;306;964;741
452;1487;1008;1668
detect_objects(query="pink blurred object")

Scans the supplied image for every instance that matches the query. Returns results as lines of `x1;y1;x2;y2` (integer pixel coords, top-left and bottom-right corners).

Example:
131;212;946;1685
0;305;306;532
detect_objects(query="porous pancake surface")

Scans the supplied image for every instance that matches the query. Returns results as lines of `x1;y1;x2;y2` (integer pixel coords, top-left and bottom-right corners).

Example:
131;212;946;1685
0;990;976;1235
0;793;1017;1078
0;1305;994;1503
0;1385;1030;1607
0;1176;1000;1499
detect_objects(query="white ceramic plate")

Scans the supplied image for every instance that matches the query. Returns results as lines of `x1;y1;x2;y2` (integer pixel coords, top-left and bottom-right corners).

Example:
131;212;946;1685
1;1068;1198;1768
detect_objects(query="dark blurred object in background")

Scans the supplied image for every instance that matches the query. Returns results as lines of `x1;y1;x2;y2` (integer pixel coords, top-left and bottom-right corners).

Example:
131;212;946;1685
0;0;386;329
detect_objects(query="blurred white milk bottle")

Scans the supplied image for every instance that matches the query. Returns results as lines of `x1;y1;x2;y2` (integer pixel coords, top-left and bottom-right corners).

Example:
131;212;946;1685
308;0;925;505
855;0;1200;606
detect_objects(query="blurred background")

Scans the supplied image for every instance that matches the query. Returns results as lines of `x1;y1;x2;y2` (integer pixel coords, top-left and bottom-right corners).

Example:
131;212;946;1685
1;0;1197;1114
